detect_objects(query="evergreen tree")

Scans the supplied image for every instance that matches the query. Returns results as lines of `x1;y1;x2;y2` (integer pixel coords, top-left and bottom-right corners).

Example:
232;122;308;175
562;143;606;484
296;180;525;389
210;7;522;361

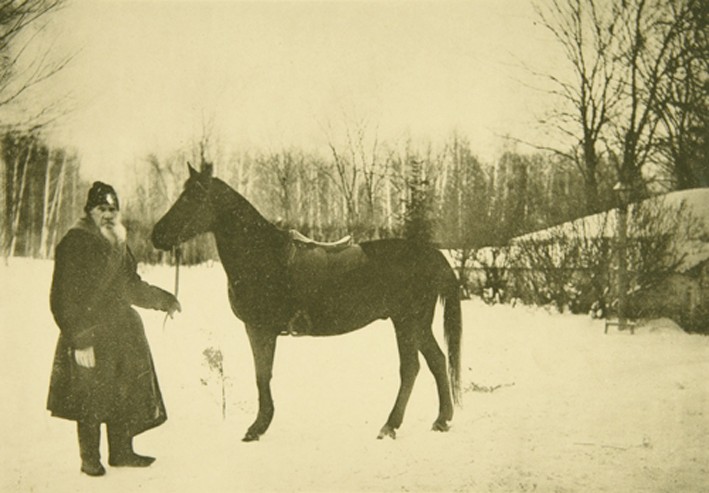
403;159;434;244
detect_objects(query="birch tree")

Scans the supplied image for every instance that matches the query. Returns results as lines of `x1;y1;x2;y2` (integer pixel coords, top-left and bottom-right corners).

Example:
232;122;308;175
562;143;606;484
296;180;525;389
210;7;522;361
7;134;33;256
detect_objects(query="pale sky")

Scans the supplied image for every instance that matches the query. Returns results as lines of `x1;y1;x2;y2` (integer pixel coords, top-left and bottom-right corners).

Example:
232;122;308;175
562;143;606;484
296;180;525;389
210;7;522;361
43;0;563;187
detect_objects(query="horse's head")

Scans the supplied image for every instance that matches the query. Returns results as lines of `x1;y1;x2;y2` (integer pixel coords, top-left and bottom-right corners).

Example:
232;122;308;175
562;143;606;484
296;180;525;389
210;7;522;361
151;163;217;251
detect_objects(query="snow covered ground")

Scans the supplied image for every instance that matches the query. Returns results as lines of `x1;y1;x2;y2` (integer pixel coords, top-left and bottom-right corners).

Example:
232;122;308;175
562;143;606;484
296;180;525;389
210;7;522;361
1;258;707;492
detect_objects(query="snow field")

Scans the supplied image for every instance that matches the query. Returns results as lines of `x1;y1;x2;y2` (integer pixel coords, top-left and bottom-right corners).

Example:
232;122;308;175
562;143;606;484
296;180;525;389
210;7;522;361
1;258;707;492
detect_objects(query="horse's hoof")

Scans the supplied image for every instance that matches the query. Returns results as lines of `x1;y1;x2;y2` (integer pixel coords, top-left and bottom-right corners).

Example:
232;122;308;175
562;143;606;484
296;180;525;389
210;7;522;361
242;432;260;442
377;425;396;440
432;420;450;432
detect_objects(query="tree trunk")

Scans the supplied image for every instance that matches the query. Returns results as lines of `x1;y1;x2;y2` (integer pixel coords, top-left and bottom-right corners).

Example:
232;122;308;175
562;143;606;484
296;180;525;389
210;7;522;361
46;153;66;258
0;154;7;262
9;142;34;257
40;151;52;258
384;174;392;236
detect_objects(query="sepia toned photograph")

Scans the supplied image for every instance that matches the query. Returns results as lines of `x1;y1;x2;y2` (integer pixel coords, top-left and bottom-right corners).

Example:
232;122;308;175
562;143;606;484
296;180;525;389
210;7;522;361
1;0;707;492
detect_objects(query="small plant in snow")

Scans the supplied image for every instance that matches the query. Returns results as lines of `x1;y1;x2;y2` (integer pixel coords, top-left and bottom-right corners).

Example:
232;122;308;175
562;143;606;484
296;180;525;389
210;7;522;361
202;346;227;419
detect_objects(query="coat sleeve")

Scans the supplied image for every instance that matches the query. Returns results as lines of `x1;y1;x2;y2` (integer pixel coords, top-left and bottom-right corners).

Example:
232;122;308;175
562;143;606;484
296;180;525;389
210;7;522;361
50;232;106;349
125;248;177;312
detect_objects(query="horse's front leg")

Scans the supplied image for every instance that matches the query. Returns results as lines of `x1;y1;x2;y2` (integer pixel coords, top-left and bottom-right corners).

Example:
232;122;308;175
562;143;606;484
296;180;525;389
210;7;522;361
243;325;278;442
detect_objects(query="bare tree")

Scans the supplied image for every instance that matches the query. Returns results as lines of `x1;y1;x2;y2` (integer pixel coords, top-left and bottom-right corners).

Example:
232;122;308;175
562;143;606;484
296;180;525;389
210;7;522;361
535;0;623;213
1;131;83;260
0;0;72;131
320;113;397;238
608;0;698;196
45;150;68;253
0;0;72;259
536;0;702;202
258;149;301;225
438;133;491;297
343;117;389;237
654;0;708;189
7;134;34;256
324;133;360;233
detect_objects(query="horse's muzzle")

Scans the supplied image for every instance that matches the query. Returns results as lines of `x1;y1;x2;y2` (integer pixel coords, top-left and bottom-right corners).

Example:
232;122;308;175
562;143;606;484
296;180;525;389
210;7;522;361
151;225;173;251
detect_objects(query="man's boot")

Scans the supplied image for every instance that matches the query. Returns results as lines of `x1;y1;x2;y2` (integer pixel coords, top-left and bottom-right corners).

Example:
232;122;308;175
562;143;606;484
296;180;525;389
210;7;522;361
107;423;155;467
77;421;105;476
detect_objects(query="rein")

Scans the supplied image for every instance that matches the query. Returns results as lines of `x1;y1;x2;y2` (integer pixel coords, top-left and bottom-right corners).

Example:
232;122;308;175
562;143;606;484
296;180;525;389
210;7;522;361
162;179;208;329
162;245;181;329
172;245;181;297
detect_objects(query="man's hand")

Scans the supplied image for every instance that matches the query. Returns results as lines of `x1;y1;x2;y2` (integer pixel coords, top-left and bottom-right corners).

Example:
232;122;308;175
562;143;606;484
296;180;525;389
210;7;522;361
167;297;182;319
74;347;95;368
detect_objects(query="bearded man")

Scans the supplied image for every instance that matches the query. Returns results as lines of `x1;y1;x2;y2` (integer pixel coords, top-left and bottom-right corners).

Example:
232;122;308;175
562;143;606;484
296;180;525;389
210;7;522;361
47;181;181;476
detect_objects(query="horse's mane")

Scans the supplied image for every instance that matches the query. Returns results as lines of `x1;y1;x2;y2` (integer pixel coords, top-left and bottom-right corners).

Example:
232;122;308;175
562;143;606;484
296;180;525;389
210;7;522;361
209;176;288;247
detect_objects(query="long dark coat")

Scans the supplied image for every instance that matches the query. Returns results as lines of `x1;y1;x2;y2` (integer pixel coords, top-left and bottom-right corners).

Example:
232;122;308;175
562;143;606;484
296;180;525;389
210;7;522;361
47;217;175;436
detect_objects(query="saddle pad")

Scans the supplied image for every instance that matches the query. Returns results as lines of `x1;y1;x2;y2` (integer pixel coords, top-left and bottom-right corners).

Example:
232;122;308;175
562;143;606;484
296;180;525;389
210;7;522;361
287;243;367;299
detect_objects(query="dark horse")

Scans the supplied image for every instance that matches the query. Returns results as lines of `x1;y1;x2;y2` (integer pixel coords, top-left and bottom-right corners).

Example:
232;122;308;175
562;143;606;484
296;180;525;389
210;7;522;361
151;164;462;441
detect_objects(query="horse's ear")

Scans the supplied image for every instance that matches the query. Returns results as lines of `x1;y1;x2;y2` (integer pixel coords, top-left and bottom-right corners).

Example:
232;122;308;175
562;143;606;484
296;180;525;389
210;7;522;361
202;162;214;177
188;162;198;178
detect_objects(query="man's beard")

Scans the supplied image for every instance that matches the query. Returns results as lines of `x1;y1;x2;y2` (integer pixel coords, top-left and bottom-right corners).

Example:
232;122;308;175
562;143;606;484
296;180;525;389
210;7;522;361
100;220;127;247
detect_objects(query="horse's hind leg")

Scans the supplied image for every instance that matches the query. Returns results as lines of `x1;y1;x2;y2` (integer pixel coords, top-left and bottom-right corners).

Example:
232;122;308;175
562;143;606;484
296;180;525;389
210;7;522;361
243;325;278;442
377;318;420;440
420;328;454;431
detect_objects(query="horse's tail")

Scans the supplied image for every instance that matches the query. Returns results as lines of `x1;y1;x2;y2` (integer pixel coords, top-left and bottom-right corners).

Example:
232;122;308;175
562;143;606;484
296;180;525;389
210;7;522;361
438;252;463;406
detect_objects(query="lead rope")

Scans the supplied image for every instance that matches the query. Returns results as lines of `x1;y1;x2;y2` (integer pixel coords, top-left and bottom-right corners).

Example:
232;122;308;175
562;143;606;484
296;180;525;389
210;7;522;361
162;246;181;330
173;245;181;298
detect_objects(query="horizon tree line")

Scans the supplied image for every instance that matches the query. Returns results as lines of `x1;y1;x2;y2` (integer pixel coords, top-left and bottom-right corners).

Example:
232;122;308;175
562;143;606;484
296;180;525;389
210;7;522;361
1;0;706;266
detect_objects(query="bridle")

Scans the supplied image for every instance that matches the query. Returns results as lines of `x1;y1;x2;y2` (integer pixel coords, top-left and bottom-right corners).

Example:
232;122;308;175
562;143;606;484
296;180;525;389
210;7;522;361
173;178;212;245
163;178;211;328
